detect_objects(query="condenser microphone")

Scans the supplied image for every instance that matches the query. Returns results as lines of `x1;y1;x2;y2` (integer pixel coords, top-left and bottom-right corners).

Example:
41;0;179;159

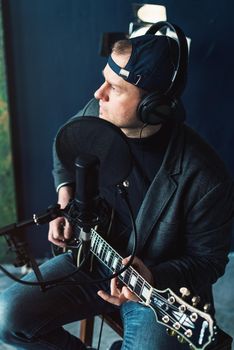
75;154;100;218
73;154;100;247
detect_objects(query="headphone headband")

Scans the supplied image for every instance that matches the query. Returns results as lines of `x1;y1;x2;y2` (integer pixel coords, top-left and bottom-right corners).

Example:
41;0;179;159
137;21;188;125
146;21;188;98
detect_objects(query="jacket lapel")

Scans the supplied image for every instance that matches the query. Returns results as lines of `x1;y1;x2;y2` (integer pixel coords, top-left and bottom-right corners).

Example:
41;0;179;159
127;122;185;254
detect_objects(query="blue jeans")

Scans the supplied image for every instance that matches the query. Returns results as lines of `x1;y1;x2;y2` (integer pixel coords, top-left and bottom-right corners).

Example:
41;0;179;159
120;302;190;350
0;253;189;349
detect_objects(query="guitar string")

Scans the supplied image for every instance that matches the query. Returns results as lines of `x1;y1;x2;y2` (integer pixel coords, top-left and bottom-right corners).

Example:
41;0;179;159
92;229;182;308
91;234;194;338
69;218;200;339
67;219;205;345
91;230;195;332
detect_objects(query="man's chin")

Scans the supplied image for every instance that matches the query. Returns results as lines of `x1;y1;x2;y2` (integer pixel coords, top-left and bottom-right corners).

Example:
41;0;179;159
99;114;112;123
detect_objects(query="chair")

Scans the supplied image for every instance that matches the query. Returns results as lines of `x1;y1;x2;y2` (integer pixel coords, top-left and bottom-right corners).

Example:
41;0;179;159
80;311;122;347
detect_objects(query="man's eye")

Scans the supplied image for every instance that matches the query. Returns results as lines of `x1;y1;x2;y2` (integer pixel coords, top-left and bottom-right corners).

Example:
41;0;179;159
111;86;121;94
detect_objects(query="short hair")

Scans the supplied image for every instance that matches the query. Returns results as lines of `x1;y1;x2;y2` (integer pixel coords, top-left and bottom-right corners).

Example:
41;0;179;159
111;39;132;55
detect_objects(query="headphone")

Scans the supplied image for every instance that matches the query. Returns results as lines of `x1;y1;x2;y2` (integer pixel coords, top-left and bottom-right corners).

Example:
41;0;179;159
137;21;189;125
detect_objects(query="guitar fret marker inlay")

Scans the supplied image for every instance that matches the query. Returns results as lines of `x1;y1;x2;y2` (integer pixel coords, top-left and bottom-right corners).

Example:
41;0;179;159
86;228;214;350
105;250;111;263
142;285;150;299
112;257;118;269
97;242;103;255
130;275;137;287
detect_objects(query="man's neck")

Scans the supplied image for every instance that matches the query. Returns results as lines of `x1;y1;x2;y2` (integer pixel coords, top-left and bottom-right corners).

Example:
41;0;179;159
121;124;162;138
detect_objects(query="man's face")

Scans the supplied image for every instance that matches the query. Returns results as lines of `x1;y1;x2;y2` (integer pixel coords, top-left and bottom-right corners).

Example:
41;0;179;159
94;53;143;132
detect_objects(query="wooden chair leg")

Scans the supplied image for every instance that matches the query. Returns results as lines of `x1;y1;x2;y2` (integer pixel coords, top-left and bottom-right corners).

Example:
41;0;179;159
80;317;95;347
79;312;122;347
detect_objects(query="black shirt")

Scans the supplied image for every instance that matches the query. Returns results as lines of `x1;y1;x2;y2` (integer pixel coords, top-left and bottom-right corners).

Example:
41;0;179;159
101;122;173;251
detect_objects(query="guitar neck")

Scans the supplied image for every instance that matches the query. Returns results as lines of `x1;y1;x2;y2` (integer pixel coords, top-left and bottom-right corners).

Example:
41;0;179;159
90;228;153;304
65;219;215;349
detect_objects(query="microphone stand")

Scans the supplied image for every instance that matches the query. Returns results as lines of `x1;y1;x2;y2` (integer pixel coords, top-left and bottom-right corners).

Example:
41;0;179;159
0;204;63;291
0;154;104;290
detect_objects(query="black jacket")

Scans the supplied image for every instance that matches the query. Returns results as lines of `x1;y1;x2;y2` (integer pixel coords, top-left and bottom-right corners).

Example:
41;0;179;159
53;98;234;311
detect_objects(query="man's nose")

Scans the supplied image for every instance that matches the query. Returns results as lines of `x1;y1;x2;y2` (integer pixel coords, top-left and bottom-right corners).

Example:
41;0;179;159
94;82;109;101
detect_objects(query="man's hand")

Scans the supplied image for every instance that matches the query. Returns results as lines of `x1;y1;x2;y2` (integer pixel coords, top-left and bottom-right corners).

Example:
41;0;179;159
48;216;72;247
97;256;154;306
48;185;73;247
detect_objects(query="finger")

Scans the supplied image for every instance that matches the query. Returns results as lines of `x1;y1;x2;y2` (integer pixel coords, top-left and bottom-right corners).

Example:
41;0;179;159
48;219;67;247
122;286;139;302
51;239;66;248
63;220;72;240
50;227;65;242
110;277;125;298
122;256;142;270
97;290;124;306
48;229;66;247
122;255;139;267
122;255;131;265
48;234;66;247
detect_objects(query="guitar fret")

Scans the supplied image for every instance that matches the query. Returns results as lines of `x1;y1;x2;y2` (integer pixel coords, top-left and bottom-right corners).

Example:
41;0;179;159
101;242;109;261
97;241;103;256
101;244;107;261
79;229;214;350
107;251;115;269
120;267;126;279
112;255;119;270
122;269;131;285
129;270;137;289
133;276;144;295
92;240;97;255
116;261;123;275
91;235;96;252
105;249;111;264
92;231;157;304
141;282;148;300
93;234;100;254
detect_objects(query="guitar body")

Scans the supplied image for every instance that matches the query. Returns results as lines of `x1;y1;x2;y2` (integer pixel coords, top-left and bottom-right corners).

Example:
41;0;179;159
51;199;216;349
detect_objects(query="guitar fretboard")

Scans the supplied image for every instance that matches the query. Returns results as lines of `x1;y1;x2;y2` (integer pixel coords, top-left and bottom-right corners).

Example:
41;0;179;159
90;228;153;304
66;223;214;349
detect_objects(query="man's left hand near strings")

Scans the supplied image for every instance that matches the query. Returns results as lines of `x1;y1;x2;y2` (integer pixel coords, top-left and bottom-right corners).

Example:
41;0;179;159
97;256;154;306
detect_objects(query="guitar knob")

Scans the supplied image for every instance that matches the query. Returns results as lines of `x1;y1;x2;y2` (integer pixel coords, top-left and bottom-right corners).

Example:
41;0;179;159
162;315;170;323
191;295;200;306
177;335;187;343
179;304;187;312
166;328;177;337
185;329;193;338
190;312;198;322
179;287;191;298
203;303;211;312
168;296;176;304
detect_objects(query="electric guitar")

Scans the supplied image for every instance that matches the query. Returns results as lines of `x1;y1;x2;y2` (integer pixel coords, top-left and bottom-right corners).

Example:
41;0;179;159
54;225;217;350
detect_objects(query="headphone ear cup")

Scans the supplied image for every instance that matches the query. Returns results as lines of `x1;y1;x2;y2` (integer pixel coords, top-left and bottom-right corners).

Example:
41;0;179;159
138;93;173;125
138;93;186;125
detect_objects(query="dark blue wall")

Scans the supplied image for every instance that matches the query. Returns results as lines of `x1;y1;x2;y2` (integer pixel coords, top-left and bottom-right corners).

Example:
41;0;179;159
2;0;234;256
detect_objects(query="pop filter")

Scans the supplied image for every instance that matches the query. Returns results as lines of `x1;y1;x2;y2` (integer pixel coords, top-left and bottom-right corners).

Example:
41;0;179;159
55;116;132;188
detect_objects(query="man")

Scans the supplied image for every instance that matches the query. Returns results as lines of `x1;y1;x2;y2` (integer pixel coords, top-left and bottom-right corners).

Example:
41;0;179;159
0;25;233;350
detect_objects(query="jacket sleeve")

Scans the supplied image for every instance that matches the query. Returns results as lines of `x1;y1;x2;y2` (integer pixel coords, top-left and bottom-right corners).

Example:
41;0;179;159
150;179;234;296
52;98;99;191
